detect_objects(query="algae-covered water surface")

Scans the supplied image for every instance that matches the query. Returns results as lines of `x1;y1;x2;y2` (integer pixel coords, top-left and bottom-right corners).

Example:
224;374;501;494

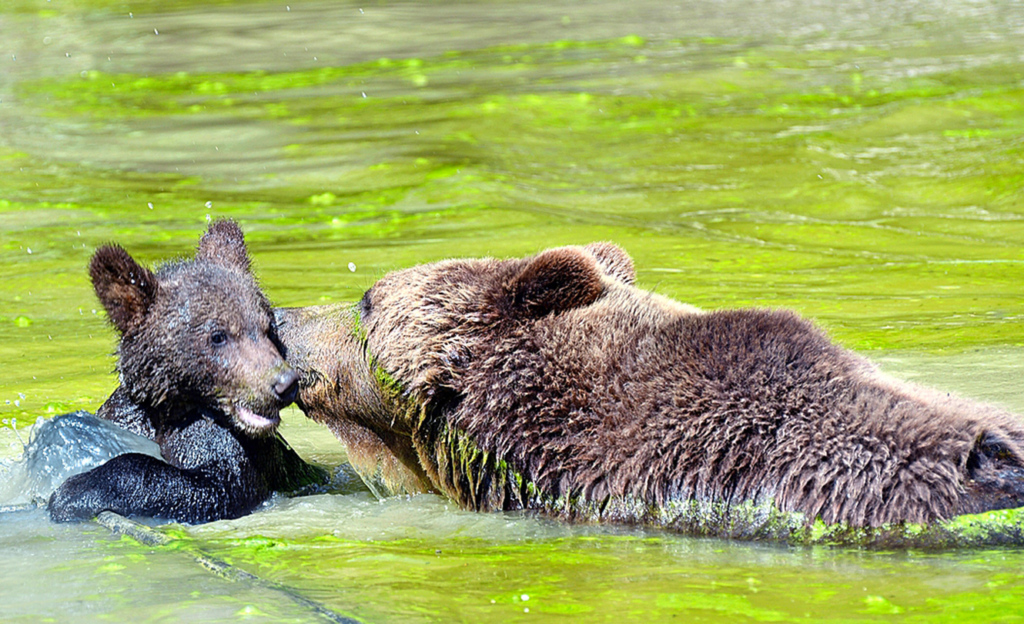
2;0;1024;621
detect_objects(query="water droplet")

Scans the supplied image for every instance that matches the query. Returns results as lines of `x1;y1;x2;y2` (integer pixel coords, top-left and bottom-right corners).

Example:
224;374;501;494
521;594;529;601
14;400;19;407
154;28;159;35
205;201;213;208
348;262;357;272
147;202;154;209
26;248;32;254
362;92;367;98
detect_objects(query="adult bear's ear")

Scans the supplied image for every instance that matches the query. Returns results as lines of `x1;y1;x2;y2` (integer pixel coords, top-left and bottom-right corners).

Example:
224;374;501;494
90;245;158;334
196;218;251;272
509;247;605;317
584;242;635;285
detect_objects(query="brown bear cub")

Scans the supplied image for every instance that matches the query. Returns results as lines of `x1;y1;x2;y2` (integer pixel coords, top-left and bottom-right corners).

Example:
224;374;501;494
276;243;1024;534
48;220;326;523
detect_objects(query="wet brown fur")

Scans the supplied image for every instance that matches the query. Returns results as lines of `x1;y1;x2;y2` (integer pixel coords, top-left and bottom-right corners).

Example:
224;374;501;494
278;243;1024;528
48;221;325;523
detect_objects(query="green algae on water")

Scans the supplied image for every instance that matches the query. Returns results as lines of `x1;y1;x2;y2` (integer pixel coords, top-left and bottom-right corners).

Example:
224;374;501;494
5;1;1024;621
11;34;1024;352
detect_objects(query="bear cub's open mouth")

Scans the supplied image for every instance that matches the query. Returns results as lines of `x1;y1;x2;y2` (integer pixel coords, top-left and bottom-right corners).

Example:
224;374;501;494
230;402;282;433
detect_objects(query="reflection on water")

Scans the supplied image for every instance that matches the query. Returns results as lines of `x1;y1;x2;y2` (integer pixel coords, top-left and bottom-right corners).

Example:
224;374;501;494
0;506;339;622
2;0;1024;621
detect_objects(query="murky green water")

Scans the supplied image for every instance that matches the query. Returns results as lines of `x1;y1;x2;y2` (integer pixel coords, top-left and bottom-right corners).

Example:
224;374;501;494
2;0;1024;621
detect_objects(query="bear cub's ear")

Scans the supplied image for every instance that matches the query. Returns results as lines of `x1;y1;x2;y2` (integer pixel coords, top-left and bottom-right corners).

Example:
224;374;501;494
509;247;605;317
90;245;159;334
196;219;251;272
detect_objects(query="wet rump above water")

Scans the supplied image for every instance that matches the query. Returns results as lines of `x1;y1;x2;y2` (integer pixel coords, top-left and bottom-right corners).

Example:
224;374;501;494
0;412;162;508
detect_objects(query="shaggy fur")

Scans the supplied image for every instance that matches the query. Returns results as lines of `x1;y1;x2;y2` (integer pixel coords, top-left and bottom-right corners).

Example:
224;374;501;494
277;243;1024;530
48;221;325;523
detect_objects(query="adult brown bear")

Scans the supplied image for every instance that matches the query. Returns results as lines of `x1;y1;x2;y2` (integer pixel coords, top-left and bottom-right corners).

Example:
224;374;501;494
276;243;1024;541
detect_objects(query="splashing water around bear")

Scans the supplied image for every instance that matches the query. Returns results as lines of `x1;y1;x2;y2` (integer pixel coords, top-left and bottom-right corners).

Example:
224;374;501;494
0;412;162;509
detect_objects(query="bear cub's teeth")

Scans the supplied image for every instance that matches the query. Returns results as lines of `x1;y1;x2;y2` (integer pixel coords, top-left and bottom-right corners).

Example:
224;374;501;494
233;404;281;432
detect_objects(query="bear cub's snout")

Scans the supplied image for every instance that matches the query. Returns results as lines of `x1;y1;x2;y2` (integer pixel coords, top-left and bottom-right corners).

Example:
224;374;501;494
273;368;300;404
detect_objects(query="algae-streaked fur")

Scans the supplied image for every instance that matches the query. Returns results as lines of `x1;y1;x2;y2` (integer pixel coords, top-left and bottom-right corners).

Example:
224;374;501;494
280;243;1024;546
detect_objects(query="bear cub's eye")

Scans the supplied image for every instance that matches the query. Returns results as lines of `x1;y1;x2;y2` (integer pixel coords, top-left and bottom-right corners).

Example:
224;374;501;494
210;330;229;347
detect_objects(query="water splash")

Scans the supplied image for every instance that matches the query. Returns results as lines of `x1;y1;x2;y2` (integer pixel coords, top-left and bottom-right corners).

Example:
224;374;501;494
0;411;162;507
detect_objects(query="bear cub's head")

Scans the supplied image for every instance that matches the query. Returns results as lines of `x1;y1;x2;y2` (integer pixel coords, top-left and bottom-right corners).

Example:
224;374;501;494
90;219;297;436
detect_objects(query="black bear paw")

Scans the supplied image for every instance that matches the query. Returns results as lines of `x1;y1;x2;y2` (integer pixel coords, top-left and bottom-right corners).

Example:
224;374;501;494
47;473;112;523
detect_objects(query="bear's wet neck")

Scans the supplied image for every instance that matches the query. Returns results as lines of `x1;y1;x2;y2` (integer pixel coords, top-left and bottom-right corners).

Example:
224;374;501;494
291;361;432;494
98;385;239;441
97;386;158;439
